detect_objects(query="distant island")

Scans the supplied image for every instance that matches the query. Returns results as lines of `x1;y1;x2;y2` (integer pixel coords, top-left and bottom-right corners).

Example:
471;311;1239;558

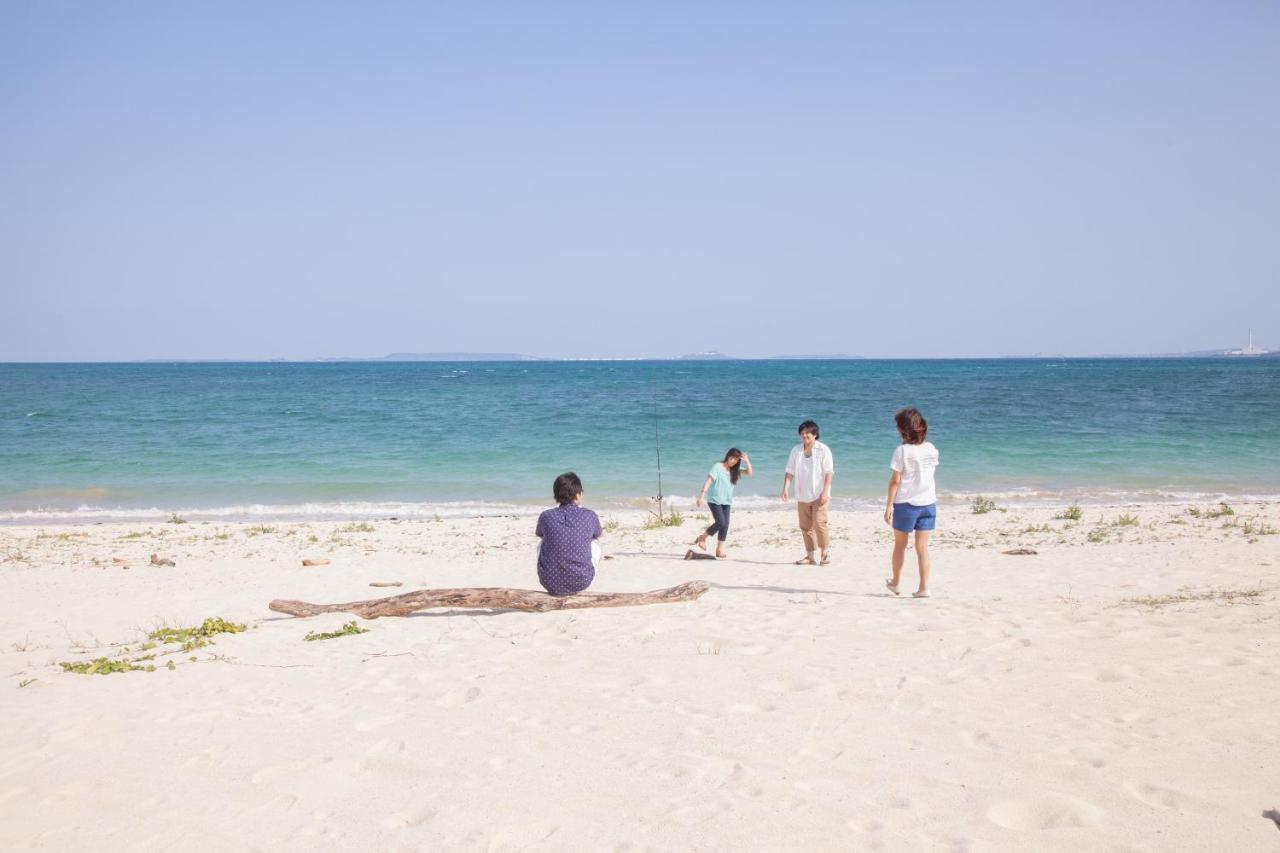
322;352;538;362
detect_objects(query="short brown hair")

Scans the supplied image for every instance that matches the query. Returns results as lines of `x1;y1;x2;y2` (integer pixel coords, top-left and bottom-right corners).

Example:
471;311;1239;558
894;408;927;444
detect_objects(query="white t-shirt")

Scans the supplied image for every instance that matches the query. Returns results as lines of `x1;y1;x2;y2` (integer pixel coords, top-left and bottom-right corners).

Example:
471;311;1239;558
786;440;834;503
890;441;939;506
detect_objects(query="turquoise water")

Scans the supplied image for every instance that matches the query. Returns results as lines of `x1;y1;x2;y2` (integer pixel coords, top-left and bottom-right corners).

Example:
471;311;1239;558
1;359;1277;520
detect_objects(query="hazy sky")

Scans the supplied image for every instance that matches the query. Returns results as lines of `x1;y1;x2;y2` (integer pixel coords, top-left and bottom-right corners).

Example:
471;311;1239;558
2;3;1277;360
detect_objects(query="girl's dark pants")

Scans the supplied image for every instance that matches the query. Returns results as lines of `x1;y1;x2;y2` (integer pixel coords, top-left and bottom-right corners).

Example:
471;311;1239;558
705;503;731;541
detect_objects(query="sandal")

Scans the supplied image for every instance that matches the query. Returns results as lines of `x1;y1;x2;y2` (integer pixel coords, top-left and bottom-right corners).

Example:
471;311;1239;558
885;580;900;595
820;553;831;565
794;556;816;565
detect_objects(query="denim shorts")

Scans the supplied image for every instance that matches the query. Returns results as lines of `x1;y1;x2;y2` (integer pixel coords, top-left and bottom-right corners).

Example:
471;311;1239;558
892;502;937;533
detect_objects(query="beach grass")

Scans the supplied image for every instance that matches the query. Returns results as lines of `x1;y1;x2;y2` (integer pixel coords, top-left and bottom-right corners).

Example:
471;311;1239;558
1054;503;1083;521
971;496;1001;515
338;522;375;534
644;509;684;529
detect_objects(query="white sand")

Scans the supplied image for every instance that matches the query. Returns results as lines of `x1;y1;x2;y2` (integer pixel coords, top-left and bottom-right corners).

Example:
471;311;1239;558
2;501;1278;851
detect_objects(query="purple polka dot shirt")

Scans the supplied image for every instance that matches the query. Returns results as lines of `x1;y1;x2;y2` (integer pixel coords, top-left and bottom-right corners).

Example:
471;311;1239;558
535;504;602;596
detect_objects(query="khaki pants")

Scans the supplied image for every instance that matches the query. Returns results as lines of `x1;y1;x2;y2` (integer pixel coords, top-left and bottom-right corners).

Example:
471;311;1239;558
796;500;830;553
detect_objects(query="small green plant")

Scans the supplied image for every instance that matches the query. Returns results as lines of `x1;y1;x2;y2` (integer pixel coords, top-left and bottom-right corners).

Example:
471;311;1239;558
1242;520;1277;536
1189;503;1234;519
602;518;621;533
2;548;30;564
1021;524;1053;534
1054;504;1083;522
246;525;276;537
971;496;999;515
1086;528;1108;543
17;678;35;688
117;531;147;540
338;522;375;534
307;534;319;544
60;656;156;675
304;621;369;641
1114;513;1139;527
644;510;684;529
37;531;89;542
148;617;246;653
168;513;188;525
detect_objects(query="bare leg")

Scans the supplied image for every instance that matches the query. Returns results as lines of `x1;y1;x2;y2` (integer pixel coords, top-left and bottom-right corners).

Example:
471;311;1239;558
890;531;908;588
914;531;931;594
715;541;727;558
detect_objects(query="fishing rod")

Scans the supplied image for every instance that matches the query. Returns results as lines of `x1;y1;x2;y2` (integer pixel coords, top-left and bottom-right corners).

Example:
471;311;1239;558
652;384;665;523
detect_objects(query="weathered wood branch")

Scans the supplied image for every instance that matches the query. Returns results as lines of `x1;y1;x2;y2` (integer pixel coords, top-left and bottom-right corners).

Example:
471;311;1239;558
269;581;710;619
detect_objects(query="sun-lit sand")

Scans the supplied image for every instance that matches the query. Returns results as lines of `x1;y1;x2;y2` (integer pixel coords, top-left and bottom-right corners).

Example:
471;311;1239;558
2;501;1278;850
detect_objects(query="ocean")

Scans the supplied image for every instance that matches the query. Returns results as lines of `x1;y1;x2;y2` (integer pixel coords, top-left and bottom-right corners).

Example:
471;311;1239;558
2;359;1277;522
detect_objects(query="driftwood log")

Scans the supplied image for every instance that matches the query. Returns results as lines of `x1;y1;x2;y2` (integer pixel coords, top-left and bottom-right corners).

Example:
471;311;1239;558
270;581;710;619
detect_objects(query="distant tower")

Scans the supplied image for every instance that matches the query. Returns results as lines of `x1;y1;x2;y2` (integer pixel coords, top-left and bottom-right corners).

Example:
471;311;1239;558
1228;330;1268;356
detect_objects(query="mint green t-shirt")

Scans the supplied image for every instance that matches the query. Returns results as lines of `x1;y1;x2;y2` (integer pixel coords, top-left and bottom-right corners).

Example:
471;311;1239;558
706;463;735;505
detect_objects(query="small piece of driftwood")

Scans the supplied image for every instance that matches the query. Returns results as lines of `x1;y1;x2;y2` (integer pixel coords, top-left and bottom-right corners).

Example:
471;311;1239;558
269;581;711;619
1002;548;1037;556
301;558;331;567
150;553;176;567
369;581;403;588
111;558;129;565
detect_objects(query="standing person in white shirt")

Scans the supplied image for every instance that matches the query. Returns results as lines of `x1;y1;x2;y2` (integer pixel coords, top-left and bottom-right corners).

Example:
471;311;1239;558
780;419;835;565
883;407;940;598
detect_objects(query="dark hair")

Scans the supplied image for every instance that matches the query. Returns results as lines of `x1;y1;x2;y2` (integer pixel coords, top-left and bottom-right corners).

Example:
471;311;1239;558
894;408;928;444
553;472;584;505
798;420;819;439
722;447;743;485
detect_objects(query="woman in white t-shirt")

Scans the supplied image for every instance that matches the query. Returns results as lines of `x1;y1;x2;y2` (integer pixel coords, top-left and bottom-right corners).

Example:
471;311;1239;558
883;407;939;598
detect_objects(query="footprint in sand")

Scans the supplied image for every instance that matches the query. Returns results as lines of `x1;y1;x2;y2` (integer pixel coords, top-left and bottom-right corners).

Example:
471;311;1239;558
959;730;1002;751
1069;668;1133;683
986;793;1105;830
353;712;406;732
380;806;438;829
1125;781;1217;815
251;756;329;785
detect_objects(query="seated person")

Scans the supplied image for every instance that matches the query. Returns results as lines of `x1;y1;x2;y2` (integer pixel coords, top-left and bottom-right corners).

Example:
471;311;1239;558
536;472;603;596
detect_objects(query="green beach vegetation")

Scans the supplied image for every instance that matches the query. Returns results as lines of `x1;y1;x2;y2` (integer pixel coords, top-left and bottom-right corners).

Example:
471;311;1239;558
644;509;684;529
1188;503;1234;519
338;522;375;533
970;496;1000;515
1053;503;1083;522
304;621;369;641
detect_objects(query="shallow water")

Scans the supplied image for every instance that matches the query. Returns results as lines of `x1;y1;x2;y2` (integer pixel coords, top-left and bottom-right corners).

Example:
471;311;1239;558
2;358;1277;519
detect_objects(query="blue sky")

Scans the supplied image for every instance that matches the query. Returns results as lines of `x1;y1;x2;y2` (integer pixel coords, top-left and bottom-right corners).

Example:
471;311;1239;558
2;2;1277;360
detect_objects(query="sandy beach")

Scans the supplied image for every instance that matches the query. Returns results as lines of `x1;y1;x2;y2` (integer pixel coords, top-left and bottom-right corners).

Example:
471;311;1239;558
2;500;1278;851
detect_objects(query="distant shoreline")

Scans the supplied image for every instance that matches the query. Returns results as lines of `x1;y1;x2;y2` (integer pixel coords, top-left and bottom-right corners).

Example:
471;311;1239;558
1;353;1276;365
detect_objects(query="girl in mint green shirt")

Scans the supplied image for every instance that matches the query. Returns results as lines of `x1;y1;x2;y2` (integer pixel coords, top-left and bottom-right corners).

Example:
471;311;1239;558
694;448;752;558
